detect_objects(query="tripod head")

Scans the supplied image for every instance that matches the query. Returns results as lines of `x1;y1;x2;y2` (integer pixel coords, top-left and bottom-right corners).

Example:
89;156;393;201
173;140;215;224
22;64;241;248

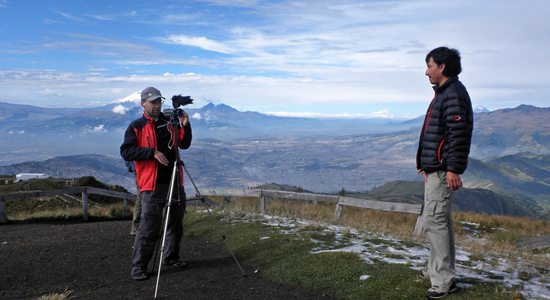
162;95;193;125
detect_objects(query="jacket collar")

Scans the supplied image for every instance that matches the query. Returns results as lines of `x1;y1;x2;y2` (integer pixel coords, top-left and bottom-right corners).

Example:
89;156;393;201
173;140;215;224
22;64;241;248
143;112;155;123
433;76;458;93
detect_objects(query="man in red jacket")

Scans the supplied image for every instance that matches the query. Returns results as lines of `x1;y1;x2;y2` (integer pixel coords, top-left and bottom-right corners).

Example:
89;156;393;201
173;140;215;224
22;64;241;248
121;86;192;281
417;47;473;299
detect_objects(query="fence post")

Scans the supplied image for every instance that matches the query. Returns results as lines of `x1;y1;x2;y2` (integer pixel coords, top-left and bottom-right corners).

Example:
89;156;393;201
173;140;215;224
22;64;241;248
333;197;343;223
82;188;89;221
259;191;265;214
0;195;7;224
412;204;424;236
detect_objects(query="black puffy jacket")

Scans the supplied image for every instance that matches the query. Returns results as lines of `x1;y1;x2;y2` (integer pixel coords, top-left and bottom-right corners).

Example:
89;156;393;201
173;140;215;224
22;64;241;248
416;77;473;174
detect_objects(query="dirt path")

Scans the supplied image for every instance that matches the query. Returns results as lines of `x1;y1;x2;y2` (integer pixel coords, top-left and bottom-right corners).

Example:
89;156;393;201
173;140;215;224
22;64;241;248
0;220;335;300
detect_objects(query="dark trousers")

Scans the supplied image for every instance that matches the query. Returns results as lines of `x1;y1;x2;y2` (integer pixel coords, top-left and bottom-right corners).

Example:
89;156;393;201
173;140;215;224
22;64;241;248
130;185;142;234
131;183;186;276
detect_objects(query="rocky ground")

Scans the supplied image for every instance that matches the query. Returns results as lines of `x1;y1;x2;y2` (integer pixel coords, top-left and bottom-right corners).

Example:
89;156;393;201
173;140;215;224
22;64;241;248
0;219;335;300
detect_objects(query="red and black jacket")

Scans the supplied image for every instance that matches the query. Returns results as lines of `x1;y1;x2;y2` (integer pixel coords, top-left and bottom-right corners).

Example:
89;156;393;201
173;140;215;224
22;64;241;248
416;77;473;174
121;112;192;192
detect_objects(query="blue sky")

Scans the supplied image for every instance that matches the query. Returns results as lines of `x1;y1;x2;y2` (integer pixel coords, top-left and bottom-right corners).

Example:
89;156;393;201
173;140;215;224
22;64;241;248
1;0;549;118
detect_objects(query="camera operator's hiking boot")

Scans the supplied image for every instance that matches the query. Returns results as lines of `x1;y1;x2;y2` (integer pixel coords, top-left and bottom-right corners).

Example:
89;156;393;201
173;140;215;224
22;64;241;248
163;259;187;269
132;271;149;281
425;281;459;299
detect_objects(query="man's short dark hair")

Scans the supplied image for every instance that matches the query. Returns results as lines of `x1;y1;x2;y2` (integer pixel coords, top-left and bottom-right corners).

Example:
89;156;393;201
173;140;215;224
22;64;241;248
426;46;462;77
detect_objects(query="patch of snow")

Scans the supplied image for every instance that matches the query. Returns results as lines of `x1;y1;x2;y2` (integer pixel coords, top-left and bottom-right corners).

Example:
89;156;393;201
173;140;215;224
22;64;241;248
239;214;550;299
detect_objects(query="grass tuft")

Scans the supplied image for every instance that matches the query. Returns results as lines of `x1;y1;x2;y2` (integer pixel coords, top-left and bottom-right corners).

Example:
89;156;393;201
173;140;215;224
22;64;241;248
35;288;73;300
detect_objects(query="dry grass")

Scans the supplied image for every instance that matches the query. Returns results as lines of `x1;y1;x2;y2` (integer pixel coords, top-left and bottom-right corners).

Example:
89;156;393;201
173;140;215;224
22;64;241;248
454;211;550;269
35;288;73;300
7;201;132;221
203;195;550;268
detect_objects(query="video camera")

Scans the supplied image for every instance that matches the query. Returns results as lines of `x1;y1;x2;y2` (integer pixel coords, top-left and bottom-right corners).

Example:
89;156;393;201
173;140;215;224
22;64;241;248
163;95;193;119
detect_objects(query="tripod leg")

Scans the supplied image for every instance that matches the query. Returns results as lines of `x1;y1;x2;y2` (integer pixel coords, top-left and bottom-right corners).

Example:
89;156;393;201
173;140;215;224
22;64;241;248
182;162;246;276
150;205;168;274
154;161;179;299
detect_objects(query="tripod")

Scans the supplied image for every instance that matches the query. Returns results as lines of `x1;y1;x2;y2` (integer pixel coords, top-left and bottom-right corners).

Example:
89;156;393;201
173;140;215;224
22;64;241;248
153;122;185;299
181;160;245;277
153;118;245;299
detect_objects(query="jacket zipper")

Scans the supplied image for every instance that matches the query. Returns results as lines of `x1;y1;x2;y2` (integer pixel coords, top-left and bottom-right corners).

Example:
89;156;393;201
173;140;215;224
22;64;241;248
423;96;436;133
437;138;446;162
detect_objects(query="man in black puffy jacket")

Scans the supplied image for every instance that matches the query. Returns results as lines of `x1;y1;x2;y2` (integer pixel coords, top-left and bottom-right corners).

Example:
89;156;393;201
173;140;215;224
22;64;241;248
416;47;473;299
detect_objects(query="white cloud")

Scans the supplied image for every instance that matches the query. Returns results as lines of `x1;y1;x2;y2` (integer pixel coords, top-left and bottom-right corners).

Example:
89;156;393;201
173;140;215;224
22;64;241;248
163;35;234;54
92;124;106;132
371;109;391;119
8;130;25;135
265;110;402;120
112;104;130;114
2;0;550;116
54;10;85;22
191;112;202;120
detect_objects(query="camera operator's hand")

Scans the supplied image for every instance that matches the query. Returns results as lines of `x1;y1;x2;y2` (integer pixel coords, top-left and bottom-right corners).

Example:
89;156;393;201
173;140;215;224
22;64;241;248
154;150;169;166
178;111;189;127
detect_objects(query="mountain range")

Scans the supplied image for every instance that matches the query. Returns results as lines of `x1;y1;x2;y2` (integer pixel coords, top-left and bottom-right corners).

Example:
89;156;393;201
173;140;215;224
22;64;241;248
362;180;542;218
0;101;549;219
0;101;414;165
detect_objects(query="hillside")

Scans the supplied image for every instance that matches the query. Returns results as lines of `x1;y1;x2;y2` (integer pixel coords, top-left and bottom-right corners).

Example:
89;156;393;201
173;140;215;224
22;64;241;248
364;180;542;218
1;151;548;219
0;155;134;192
471;105;550;159
0;103;549;219
464;154;550;206
1;103;549;166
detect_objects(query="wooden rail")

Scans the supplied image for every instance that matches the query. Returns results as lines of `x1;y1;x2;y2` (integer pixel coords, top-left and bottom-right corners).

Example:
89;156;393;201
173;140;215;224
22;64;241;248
5;186;548;249
2;187;427;237
0;186;135;223
198;189;424;236
517;234;550;250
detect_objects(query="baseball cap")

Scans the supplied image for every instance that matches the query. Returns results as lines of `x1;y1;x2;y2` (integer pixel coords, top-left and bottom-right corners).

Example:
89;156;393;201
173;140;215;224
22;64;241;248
141;87;165;102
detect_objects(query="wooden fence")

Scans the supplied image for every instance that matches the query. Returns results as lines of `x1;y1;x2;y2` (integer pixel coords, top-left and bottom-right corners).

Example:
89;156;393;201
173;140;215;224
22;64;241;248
516;234;550;250
198;189;425;236
3;186;549;249
198;189;550;249
0;186;135;223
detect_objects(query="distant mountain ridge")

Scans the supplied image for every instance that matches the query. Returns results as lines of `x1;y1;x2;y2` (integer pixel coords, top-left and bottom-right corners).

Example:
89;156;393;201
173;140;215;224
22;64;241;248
0;101;411;138
363;180;542;218
0;101;549;219
0;154;135;192
463;154;550;214
472;105;550;159
1;151;548;219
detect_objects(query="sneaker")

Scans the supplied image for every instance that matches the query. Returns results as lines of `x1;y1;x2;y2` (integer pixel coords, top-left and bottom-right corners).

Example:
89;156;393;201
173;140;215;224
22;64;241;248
129;231;136;236
163;260;187;269
425;282;459;299
425;287;448;299
448;282;460;294
132;272;149;281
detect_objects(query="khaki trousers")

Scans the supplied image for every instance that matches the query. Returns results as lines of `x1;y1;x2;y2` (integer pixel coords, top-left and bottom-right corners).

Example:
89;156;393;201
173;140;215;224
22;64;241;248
423;171;456;290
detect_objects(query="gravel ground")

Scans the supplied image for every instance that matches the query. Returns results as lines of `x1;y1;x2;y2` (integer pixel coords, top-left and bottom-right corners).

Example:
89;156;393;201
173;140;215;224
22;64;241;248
0;219;335;300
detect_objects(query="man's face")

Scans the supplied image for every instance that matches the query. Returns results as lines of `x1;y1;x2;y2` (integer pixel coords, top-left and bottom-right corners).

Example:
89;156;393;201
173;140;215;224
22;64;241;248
142;98;163;118
425;57;446;86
